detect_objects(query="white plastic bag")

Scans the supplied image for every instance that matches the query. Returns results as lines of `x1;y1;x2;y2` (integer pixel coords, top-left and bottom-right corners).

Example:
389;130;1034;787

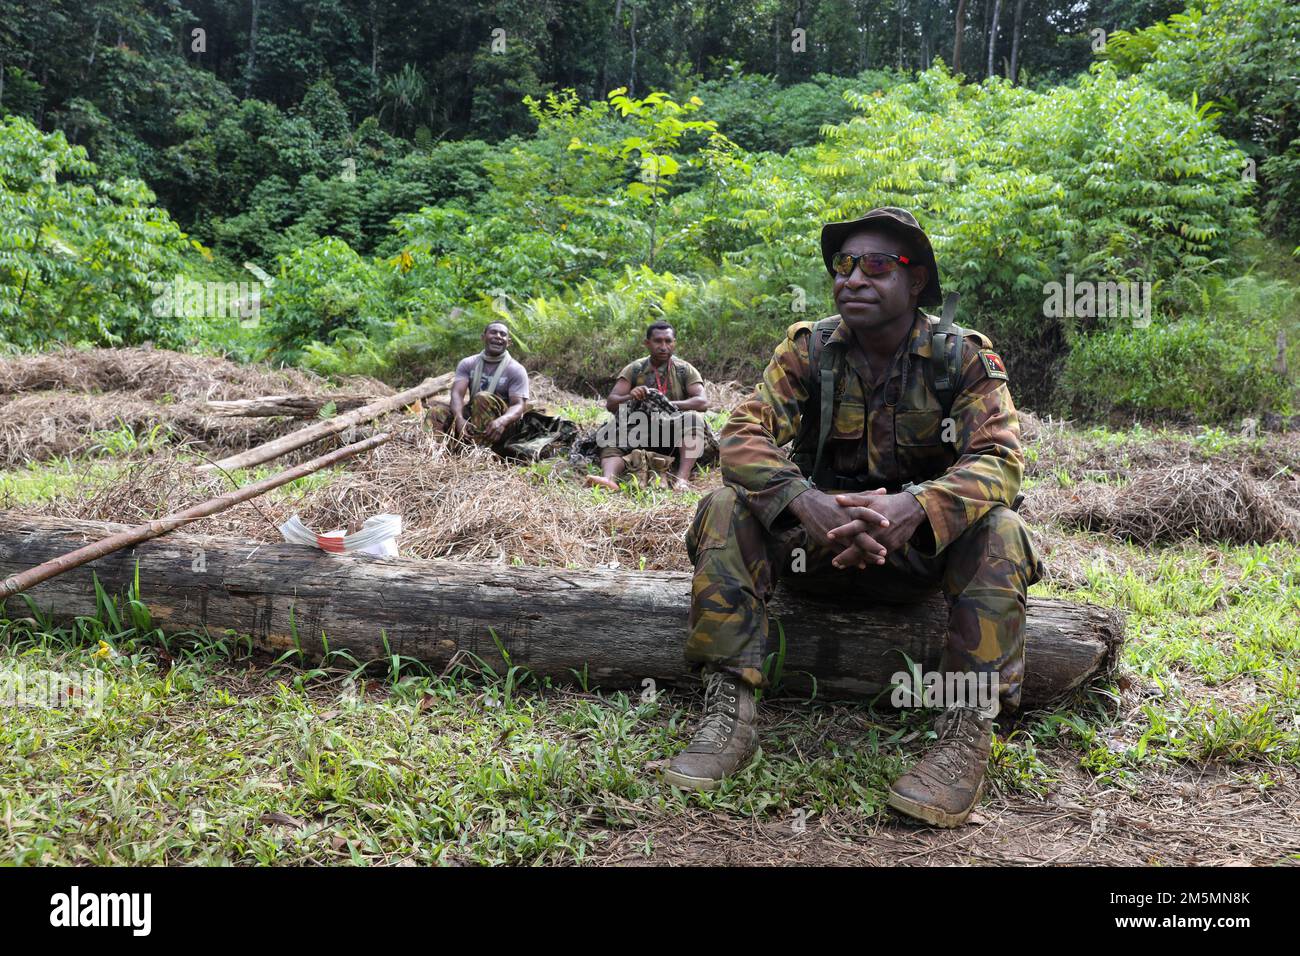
278;514;401;557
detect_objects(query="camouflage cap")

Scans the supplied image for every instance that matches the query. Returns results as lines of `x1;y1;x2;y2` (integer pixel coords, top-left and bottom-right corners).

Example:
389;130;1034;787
820;207;943;307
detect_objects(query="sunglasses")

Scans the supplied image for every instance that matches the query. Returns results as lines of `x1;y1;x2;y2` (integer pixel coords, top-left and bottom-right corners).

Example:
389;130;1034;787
831;251;912;278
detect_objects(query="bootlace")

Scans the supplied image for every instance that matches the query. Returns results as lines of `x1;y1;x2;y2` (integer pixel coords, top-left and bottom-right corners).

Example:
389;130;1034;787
930;707;981;781
694;671;738;747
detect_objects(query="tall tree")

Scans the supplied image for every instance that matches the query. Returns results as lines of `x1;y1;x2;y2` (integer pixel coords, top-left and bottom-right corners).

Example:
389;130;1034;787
988;0;1002;77
1009;0;1027;83
953;0;967;73
245;0;259;98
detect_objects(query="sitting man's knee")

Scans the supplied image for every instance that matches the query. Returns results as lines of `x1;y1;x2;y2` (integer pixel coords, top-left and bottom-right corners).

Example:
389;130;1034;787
686;486;740;559
962;504;1042;584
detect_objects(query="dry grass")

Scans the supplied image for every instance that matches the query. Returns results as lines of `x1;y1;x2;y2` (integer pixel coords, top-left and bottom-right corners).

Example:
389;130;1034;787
1019;409;1300;483
0;348;397;468
4;348;1297;564
0;391;304;467
0;346;389;401
1025;464;1300;546
16;418;717;572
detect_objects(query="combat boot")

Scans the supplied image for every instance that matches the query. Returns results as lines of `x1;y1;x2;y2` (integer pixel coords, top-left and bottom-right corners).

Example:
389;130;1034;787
887;705;994;827
662;670;759;791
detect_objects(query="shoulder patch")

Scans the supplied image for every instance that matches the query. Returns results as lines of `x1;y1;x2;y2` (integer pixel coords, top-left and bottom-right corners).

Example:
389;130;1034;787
978;349;1009;381
785;320;816;341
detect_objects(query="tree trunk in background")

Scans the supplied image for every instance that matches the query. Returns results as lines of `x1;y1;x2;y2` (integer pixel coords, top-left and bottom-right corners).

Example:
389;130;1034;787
860;0;869;71
897;0;904;71
953;0;967;73
369;0;380;106
773;8;782;78
1009;0;1026;84
795;0;806;78
920;7;930;70
628;4;638;94
988;0;1002;78
600;0;622;94
246;0;259;97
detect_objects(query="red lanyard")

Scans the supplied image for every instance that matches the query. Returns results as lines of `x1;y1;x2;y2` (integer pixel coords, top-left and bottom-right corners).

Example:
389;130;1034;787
651;359;671;395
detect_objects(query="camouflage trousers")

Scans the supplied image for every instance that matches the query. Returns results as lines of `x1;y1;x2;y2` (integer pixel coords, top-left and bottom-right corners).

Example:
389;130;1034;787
427;392;516;445
685;484;1043;712
428;392;577;461
596;408;709;463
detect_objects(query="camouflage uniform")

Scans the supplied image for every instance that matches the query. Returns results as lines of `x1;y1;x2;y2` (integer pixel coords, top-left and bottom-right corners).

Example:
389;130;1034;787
598;356;708;463
685;309;1043;712
428;391;515;443
429;392;576;461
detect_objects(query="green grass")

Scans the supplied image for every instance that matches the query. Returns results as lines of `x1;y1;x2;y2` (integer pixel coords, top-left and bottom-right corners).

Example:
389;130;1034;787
3;532;1295;864
1026;539;1300;787
0;592;910;864
2;416;1297;864
0;457;127;504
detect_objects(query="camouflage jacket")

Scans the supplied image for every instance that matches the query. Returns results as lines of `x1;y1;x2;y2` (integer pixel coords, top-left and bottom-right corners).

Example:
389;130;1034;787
616;355;704;402
719;309;1024;556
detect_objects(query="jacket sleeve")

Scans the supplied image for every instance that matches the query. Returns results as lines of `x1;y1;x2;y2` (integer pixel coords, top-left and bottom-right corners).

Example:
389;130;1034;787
907;338;1025;556
719;323;816;529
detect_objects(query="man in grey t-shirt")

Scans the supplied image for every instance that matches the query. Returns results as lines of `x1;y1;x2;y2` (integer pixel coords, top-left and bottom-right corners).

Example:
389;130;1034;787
429;321;530;447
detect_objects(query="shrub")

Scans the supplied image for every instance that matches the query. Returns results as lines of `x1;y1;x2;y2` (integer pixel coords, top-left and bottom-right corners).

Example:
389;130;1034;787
0;116;193;349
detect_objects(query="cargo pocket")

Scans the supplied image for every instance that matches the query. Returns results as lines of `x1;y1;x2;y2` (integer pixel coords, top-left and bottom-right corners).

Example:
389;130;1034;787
831;396;865;440
894;407;954;479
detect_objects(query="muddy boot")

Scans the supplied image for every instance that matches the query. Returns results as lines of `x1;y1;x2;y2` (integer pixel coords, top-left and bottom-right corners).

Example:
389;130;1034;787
887;705;993;827
662;670;759;791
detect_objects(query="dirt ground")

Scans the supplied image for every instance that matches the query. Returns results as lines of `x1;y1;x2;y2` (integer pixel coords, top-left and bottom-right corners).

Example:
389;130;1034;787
594;757;1299;866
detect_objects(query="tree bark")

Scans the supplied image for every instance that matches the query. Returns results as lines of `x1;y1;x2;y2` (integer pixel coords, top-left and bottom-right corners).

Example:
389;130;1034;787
897;0;904;71
987;0;1002;78
246;0;259;97
369;0;381;106
205;392;402;418
953;0;967;73
196;375;445;473
627;4;638;95
0;515;1123;708
1009;0;1026;84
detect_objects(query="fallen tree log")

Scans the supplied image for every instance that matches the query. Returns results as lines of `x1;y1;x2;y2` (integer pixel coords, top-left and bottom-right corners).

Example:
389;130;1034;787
205;394;378;417
0;514;1122;708
204;372;454;418
197;375;446;473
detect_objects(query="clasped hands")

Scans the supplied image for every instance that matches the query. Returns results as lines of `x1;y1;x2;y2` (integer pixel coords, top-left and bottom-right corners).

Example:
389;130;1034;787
788;487;927;570
453;413;512;443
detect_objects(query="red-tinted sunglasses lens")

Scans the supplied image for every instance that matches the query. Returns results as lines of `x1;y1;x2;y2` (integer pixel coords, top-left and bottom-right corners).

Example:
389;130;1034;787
832;252;906;277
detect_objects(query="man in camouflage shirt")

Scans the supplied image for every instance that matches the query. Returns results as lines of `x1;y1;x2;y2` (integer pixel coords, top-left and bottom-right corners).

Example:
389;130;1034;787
588;321;710;491
663;207;1043;828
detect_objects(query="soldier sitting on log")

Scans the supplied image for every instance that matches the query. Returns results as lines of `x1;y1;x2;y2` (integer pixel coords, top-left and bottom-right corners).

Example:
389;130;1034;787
586;321;710;492
663;207;1045;828
429;321;530;449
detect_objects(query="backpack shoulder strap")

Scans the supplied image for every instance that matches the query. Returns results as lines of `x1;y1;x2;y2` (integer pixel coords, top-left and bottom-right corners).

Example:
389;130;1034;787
804;316;845;482
930;293;965;419
803;316;841;391
469;354;485;398
484;352;510;398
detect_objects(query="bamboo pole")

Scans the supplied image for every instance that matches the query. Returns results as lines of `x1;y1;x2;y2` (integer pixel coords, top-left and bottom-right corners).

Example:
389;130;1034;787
197;376;443;473
0;432;392;600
